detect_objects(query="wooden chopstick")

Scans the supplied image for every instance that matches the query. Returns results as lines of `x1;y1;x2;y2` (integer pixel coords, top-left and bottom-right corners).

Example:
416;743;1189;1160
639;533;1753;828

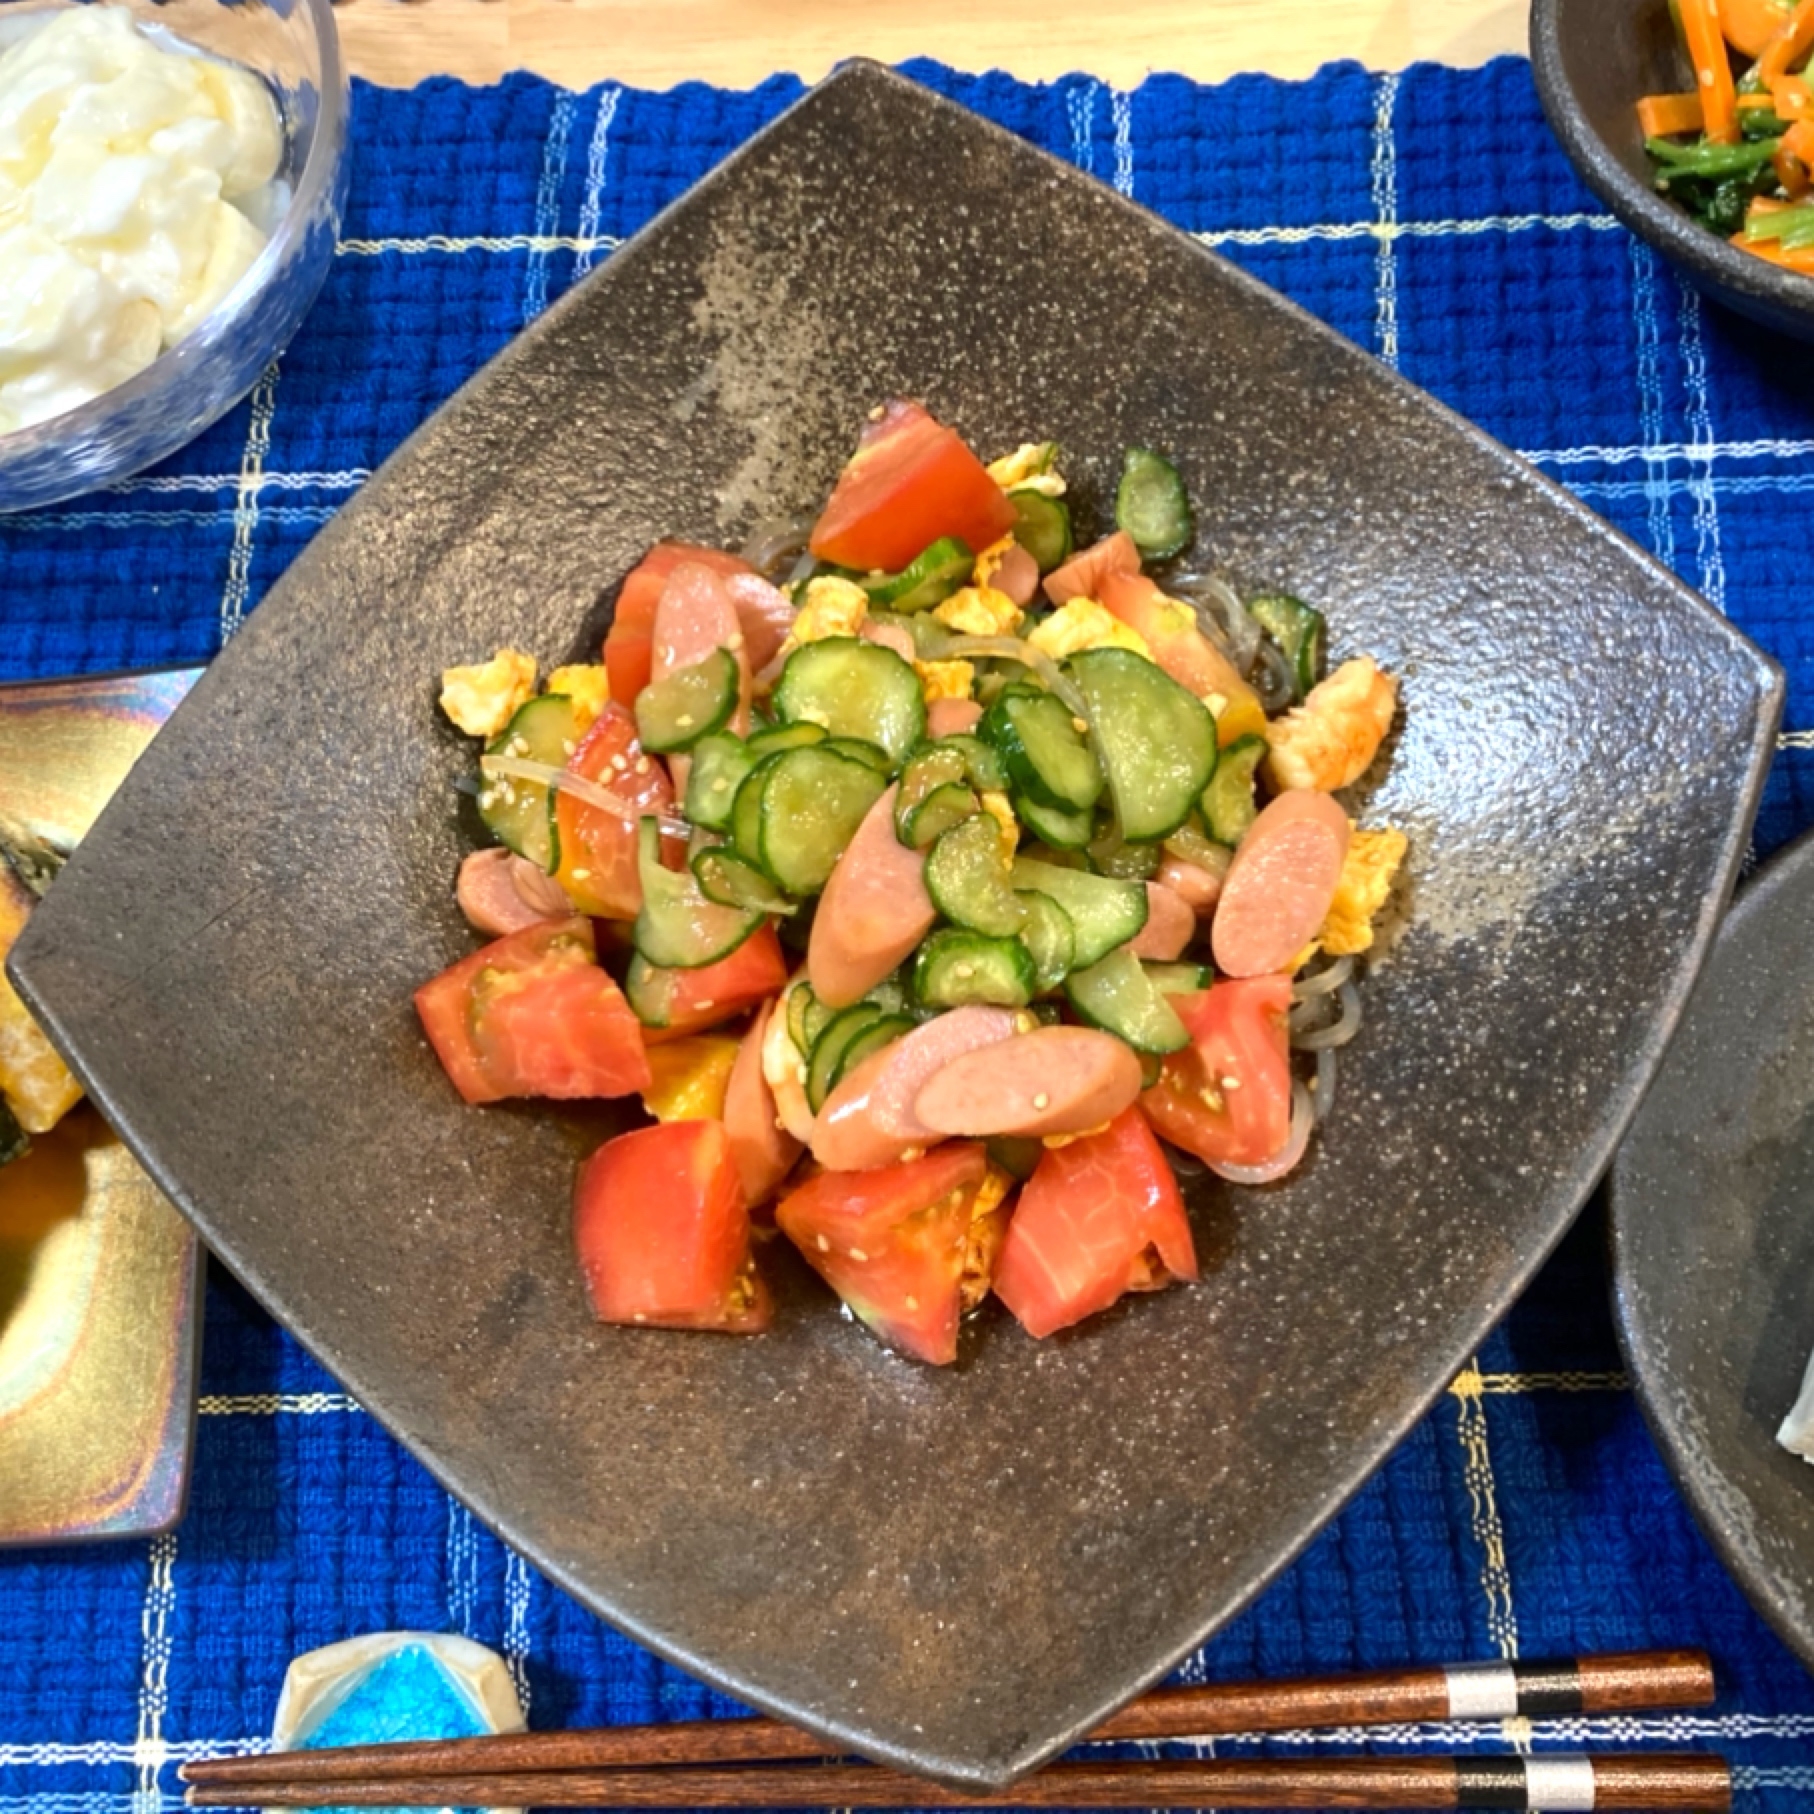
179;1647;1713;1790
186;1752;1733;1810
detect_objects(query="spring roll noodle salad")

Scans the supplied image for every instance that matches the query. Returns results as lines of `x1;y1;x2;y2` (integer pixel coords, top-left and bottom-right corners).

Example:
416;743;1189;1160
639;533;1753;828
417;402;1407;1365
1637;0;1814;268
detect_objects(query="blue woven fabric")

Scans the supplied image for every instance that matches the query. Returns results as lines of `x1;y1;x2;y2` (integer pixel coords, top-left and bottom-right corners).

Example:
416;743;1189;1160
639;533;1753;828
4;54;1814;1812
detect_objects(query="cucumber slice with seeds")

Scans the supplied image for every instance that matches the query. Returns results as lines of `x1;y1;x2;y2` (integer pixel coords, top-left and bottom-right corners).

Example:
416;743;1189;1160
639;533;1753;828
786;978;837;1058
1066;647;1217;842
936;733;1008;793
758;746;889;896
859;536;974;613
729;753;782;869
1009;856;1147;968
980;684;1103;812
925;812;1025;937
685;731;755;833
903;780;978;850
1008;489;1073;573
1086;825;1162;881
807;1003;888;1111
1144;961;1212;995
633;818;763;969
827;1012;915;1097
746;720;828;759
896;744;970;842
1014;793;1093;850
773;638;926;766
1015;888;1077;994
1064;946;1191;1054
1114;447;1194;560
913;929;1036;1010
633;648;740;754
691;846;797;916
1201;733;1267;846
822;736;892;774
1246;594;1326;702
479;692;584;871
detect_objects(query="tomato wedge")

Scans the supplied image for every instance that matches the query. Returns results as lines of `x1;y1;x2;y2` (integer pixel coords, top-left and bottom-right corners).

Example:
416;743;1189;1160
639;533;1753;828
992;1108;1197;1339
774;1141;988;1364
553;702;674;921
414;917;651;1105
574;1119;771;1332
808;400;1015;574
637;924;789;1045
1096;570;1267;746
603;542;752;707
1140;978;1293;1168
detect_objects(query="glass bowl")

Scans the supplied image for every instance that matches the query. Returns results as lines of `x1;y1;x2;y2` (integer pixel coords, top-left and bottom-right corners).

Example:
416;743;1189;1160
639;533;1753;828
0;0;349;513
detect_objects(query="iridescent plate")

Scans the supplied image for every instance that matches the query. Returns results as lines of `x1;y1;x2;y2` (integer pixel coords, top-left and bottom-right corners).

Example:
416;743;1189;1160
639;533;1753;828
0;668;202;1544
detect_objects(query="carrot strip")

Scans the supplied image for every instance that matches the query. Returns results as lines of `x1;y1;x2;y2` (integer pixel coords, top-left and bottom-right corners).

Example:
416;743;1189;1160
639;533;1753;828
1638;90;1706;134
1681;0;1741;139
1721;0;1799;57
1784;115;1814;157
1750;193;1796;211
1770;70;1814;112
1774;141;1812;191
1733;229;1814;265
1759;0;1814;79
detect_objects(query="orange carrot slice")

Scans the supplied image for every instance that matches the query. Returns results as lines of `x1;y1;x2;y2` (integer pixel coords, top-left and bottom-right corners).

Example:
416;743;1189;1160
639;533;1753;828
1759;0;1814;79
1638;90;1706;134
1719;0;1798;57
1681;0;1741;139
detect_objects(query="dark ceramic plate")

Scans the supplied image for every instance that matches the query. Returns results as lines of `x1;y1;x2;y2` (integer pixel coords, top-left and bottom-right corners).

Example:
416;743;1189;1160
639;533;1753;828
1531;0;1814;342
8;62;1783;1788
1610;831;1814;1671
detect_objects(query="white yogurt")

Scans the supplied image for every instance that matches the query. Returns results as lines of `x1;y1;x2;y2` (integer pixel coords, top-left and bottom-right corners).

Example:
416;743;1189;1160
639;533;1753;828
0;6;285;435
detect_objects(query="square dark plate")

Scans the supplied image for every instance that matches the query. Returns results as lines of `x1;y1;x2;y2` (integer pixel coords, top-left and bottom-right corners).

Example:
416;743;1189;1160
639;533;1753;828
8;61;1781;1788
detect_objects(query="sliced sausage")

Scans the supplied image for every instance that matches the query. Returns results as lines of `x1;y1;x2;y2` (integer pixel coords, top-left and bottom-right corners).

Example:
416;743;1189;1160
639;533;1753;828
1129;881;1195;961
1157;853;1224;915
456;848;569;937
720;570;795;674
653;561;753;734
859;619;918;664
913;1026;1143;1139
811;1005;1020;1172
926;696;983;739
724;1000;801;1215
992;541;1040;609
1042;528;1140;607
807;784;937;1008
1210;788;1351;978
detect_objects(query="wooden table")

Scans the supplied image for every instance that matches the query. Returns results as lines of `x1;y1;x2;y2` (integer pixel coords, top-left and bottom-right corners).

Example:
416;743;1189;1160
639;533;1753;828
333;0;1528;91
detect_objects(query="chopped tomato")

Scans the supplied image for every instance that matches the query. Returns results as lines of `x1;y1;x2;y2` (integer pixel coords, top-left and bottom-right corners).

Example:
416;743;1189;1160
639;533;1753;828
415;917;651;1105
808;400;1016;574
774;1142;989;1364
553;703;674;920
574;1119;770;1331
1096;570;1267;745
603;542;752;706
1041;528;1141;608
637;925;789;1044
992;1108;1197;1339
1140;978;1292;1168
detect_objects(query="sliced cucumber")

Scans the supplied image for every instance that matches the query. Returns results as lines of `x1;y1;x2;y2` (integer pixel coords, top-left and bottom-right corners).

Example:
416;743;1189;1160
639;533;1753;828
903;780;978;850
685;731;755;833
633;648;740;754
869;607;949;659
1064;945;1190;1055
692;846;797;916
822;736;892;774
758;746;888;896
859;536;974;613
772;637;926;766
1114;446;1194;560
634;818;763;969
1144;961;1212;995
807;1003;887;1112
747;720;828;760
1066;646;1217;842
913;929;1036;1010
1009;856;1147;968
1246;594;1326;702
729;753;782;869
985;1134;1044;1182
787;977;836;1058
826;1013;915;1098
1008;489;1073;573
925;812;1026;938
624;953;673;1027
937;733;1008;794
1200;733;1267;846
479;693;583;871
896;744;970;842
1015;888;1076;994
980;684;1103;812
1014;793;1093;850
1086;825;1162;881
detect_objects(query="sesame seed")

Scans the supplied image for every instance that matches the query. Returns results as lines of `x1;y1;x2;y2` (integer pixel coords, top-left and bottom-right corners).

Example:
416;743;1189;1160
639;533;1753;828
905;1295;919;1311
1222;1074;1242;1091
849;1247;868;1262
633;1313;646;1323
1699;67;1714;86
479;791;496;810
695;999;715;1011
900;1145;925;1162
611;754;630;772
1033;1091;1050;1110
1071;716;1089;734
712;776;731;792
676;714;695;729
954;963;975;979
726;632;745;651
572;868;591;881
816;1234;830;1252
634;756;652;775
562;739;576;756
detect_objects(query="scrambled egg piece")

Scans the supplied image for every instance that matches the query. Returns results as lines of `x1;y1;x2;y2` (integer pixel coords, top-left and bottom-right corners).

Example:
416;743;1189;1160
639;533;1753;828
1026;598;1151;663
916;658;976;703
979;790;1019;862
1320;827;1408;957
986;441;1066;496
0;867;83;1135
439;648;537;739
972;534;1018;591
933;584;1022;637
1263;656;1398;793
641;1035;741;1123
545;663;612;730
792;575;869;643
959;1162;1017;1310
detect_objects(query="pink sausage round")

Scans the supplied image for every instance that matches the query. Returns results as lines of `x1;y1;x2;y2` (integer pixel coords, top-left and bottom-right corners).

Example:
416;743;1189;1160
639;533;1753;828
811;1005;1020;1171
859;619;918;664
912;1026;1143;1139
723;1000;801;1215
456;848;569;937
1129;881;1195;962
1157;853;1224;915
1042;529;1141;608
1210;789;1351;978
653;561;753;734
807;784;937;1008
992;541;1040;609
926;697;983;739
720;570;795;674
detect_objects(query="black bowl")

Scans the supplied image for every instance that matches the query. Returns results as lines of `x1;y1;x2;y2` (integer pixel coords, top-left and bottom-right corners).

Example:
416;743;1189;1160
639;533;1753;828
7;61;1783;1790
1531;0;1814;341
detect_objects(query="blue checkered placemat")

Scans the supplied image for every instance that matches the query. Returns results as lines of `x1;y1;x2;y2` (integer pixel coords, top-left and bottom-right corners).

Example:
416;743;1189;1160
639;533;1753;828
5;53;1814;1813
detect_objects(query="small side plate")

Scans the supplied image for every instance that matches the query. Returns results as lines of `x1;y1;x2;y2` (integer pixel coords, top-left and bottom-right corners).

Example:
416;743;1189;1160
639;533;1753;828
0;668;203;1545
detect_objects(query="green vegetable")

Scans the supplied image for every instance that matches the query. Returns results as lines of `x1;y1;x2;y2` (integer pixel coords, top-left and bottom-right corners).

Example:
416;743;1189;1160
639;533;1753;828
859;537;974;613
633;818;763;968
1646;134;1779;176
1063;946;1191;1055
1086;825;1162;881
746;720;829;759
1748;201;1814;248
691;846;797;916
1008;489;1073;572
1246;593;1326;702
773;637;926;767
787;977;835;1057
1065;647;1218;842
758;745;889;896
924;811;1026;937
632;648;740;754
807;1004;911;1111
1014;888;1077;994
913;928;1037;1009
980;684;1104;813
1143;961;1212;995
684;731;755;832
1009;856;1147;968
902;780;979;850
820;1012;915;1105
1014;793;1094;850
1114;447;1194;560
1200;733;1267;847
478;693;583;871
0;1097;27;1170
